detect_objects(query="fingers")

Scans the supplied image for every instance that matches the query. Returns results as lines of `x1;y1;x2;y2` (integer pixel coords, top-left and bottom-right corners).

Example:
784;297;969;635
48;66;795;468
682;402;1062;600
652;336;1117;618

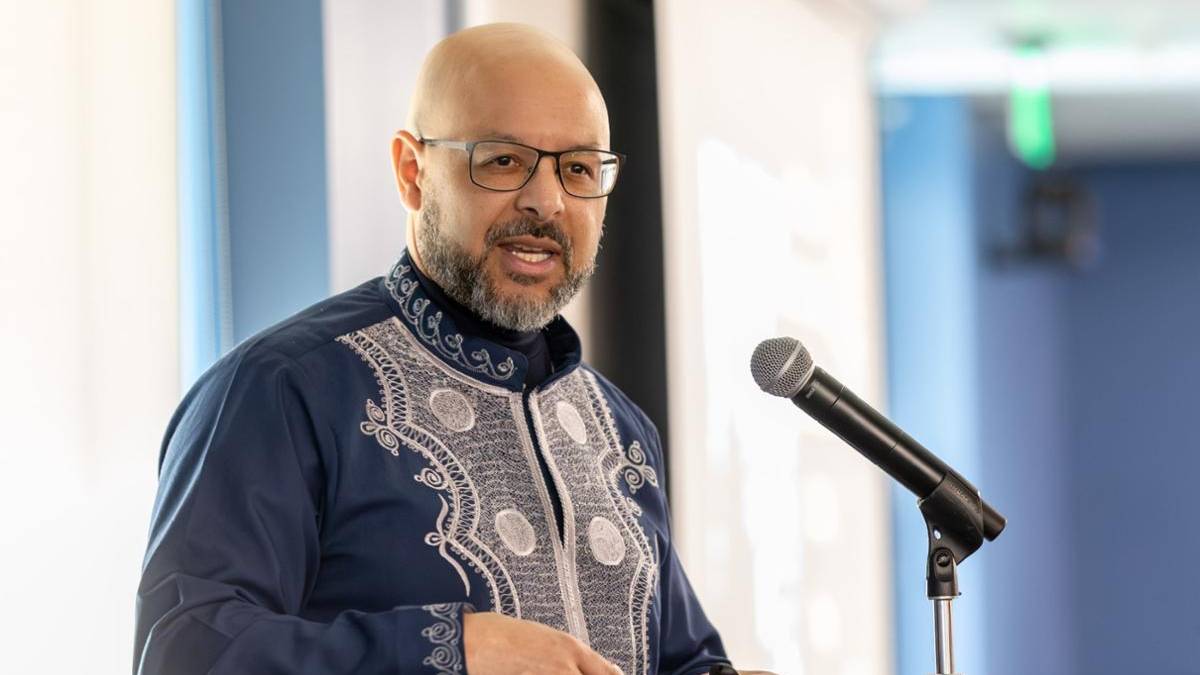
566;635;622;675
463;610;623;675
576;653;622;675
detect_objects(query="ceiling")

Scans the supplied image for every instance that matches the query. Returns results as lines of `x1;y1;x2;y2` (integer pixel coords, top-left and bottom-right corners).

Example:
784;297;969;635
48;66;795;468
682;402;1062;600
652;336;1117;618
871;0;1200;162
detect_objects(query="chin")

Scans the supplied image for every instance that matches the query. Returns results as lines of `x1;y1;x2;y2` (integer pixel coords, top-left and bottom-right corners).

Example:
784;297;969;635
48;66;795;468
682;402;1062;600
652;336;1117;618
483;259;555;291
493;275;557;303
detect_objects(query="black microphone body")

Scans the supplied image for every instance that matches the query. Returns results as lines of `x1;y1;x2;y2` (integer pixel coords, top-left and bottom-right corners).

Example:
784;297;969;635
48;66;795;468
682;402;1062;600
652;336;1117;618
793;366;1005;541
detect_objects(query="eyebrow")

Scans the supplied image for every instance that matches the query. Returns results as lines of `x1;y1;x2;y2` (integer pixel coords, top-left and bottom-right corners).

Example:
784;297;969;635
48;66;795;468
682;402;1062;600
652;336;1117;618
477;130;605;151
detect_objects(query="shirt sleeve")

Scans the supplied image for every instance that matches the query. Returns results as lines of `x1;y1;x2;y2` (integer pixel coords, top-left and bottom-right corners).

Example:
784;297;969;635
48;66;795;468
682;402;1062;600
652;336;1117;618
643;425;732;675
133;346;471;675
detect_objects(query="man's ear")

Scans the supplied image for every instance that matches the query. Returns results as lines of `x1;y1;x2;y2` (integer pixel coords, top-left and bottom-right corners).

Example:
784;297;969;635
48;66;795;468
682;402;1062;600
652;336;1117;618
392;130;424;212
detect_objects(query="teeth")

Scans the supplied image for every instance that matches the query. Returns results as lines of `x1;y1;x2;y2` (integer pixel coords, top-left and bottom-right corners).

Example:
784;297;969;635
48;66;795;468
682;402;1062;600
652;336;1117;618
511;249;551;263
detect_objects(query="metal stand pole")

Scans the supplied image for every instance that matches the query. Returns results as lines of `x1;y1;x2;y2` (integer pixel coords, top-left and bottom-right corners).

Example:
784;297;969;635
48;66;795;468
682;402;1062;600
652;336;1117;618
932;596;956;674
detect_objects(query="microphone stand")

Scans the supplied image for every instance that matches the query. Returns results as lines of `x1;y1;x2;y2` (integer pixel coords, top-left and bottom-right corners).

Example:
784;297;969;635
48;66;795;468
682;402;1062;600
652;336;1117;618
917;470;993;675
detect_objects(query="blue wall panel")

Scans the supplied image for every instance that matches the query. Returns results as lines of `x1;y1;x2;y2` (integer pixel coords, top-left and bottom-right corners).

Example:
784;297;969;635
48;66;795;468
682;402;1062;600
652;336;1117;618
1065;162;1200;674
971;120;1075;675
221;0;330;343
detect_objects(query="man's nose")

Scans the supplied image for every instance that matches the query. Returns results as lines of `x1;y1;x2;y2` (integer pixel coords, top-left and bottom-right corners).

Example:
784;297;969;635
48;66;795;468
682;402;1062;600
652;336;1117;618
515;155;566;221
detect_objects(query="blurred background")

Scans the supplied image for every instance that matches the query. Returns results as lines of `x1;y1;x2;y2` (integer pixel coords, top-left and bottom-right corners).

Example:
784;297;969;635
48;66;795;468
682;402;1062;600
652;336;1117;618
3;0;1198;673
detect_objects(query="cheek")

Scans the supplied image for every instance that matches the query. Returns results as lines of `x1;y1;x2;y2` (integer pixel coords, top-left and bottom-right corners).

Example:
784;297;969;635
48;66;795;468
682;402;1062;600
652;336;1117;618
438;192;510;252
572;208;605;259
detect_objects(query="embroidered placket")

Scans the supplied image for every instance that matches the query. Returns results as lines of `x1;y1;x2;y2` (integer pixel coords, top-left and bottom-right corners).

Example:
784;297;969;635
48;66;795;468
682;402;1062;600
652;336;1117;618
512;389;591;643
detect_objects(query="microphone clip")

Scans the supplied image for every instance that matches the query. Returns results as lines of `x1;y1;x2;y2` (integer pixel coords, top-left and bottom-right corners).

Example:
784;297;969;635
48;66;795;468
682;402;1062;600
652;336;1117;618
918;469;988;599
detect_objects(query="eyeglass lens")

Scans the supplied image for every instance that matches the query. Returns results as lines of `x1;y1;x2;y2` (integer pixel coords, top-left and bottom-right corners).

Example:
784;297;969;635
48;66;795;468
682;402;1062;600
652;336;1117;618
470;141;620;197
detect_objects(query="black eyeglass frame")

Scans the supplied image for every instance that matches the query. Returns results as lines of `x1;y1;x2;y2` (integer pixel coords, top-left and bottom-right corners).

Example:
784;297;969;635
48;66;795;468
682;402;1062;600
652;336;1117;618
419;137;627;199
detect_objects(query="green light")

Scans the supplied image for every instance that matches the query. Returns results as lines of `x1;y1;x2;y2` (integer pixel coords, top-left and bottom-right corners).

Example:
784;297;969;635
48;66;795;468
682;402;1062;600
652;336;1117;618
1008;44;1056;170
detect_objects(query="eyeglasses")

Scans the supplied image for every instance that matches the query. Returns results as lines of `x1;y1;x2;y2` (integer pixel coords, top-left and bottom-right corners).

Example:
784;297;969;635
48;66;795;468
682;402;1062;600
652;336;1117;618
419;138;625;199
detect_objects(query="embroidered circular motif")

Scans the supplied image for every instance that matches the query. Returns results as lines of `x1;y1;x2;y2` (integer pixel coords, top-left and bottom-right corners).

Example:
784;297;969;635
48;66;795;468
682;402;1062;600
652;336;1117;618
495;509;537;556
555;401;588;445
588;516;626;566
429;388;475;432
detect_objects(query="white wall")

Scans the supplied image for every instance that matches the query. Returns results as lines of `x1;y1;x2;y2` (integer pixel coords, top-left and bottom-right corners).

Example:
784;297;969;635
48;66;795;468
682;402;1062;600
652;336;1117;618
323;0;445;293
656;1;893;672
461;0;584;40
0;0;178;671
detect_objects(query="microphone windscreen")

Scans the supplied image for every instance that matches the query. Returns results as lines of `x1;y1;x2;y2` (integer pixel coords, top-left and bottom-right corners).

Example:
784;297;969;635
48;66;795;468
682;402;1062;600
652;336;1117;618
751;336;814;398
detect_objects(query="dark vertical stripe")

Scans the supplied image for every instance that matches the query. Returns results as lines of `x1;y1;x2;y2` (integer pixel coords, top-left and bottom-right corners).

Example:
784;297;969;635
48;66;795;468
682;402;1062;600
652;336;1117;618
584;0;671;486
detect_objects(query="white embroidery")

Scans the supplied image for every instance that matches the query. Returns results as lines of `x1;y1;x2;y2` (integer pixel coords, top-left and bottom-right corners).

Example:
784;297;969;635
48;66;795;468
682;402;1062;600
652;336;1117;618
340;319;659;675
495;509;537;556
338;326;519;615
555;400;588;445
430;388;476;432
537;371;659;674
588;516;626;566
523;392;590;645
385;262;517;381
619;441;659;495
421;603;466;674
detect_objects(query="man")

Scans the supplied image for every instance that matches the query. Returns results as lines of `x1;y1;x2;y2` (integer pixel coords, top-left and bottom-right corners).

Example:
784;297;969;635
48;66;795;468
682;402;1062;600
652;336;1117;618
135;23;739;674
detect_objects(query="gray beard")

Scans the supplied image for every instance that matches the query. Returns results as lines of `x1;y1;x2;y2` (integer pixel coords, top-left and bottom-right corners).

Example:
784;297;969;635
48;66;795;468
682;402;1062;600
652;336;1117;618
415;197;596;332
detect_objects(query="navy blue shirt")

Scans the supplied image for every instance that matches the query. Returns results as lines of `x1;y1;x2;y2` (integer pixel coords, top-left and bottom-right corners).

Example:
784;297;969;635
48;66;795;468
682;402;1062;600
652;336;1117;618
134;250;728;674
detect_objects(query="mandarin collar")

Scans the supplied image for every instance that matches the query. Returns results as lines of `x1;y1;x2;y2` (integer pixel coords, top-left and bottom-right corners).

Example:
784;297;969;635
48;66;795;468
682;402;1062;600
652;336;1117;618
378;249;583;392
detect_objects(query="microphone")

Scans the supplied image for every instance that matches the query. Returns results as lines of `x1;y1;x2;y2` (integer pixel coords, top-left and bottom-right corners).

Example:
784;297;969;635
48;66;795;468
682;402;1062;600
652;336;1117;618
750;337;1005;542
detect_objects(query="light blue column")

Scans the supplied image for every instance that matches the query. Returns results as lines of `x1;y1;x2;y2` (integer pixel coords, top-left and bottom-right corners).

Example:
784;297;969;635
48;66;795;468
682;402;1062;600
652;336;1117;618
178;0;233;389
881;96;987;675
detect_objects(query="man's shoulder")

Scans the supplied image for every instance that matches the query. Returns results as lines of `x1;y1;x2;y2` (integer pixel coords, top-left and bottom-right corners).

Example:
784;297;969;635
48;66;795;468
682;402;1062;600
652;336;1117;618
239;277;394;363
190;277;394;394
173;278;394;425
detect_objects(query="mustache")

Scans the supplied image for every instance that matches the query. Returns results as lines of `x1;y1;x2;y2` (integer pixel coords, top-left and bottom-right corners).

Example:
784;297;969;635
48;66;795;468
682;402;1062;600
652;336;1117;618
483;218;572;257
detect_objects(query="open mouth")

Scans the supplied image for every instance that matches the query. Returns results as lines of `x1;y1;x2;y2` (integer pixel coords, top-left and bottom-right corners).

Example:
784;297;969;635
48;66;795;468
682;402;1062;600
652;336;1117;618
495;236;564;274
503;244;555;263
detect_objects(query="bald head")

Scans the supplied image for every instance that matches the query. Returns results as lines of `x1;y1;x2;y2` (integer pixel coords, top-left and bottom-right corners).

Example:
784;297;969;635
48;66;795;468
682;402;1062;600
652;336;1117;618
390;23;615;332
407;23;609;145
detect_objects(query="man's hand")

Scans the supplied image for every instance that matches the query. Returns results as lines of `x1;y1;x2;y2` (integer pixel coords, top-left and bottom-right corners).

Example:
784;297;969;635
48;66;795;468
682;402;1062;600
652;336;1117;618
463;611;623;675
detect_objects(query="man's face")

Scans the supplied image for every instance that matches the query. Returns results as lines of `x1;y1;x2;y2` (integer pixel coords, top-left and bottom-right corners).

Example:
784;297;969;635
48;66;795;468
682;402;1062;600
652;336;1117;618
409;61;610;332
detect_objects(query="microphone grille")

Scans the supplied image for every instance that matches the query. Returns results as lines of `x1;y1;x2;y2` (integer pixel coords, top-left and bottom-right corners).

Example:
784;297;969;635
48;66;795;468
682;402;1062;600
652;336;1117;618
750;337;815;398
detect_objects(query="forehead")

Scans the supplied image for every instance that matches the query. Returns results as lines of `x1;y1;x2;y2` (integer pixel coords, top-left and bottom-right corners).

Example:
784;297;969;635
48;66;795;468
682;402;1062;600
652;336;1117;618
445;60;610;150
